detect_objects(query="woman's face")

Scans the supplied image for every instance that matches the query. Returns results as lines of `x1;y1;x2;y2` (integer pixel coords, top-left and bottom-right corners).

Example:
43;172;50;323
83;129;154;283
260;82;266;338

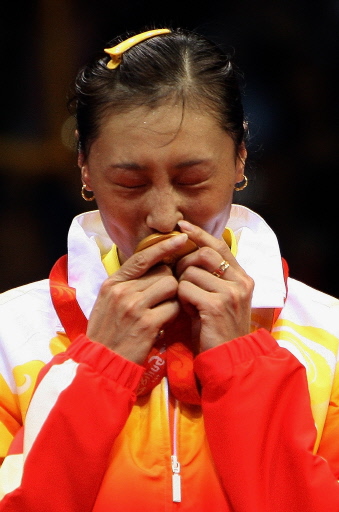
81;102;245;264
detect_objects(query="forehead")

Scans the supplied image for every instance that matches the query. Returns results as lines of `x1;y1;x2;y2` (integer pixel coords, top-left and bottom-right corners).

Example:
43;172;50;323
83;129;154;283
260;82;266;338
93;102;234;155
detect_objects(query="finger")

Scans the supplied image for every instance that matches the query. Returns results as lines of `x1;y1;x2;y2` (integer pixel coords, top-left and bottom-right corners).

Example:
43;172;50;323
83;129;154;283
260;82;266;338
178;279;211;308
177;220;235;263
104;299;181;364
112;233;189;282
178;273;253;319
178;265;232;292
103;263;172;294
139;275;180;309
150;299;181;330
176;245;235;281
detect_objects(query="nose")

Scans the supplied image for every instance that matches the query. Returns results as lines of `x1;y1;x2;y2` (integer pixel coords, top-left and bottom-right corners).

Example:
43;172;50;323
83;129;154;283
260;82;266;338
146;188;183;233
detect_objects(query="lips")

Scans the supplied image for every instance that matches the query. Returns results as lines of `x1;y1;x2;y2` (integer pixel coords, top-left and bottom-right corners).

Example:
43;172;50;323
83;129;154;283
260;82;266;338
134;231;198;265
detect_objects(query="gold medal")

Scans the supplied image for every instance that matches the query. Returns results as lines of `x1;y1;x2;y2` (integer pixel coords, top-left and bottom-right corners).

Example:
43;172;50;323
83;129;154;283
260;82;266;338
134;231;197;265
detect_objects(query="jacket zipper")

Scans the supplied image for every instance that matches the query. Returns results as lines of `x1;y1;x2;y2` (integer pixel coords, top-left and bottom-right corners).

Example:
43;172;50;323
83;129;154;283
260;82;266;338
164;378;182;502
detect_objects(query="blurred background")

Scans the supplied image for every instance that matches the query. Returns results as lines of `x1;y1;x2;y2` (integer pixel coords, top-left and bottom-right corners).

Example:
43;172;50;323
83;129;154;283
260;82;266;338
1;0;338;296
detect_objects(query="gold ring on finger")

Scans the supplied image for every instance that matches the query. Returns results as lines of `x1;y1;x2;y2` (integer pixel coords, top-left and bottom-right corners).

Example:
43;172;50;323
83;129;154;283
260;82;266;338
212;260;230;278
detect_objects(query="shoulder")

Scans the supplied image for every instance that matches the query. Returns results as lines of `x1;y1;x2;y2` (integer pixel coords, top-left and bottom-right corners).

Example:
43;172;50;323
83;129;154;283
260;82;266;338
0;279;53;312
287;277;339;311
0;280;61;365
279;276;339;340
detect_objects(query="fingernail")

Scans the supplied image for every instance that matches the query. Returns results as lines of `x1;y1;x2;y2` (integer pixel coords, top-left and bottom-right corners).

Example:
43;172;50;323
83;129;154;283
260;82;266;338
169;233;188;247
178;220;193;232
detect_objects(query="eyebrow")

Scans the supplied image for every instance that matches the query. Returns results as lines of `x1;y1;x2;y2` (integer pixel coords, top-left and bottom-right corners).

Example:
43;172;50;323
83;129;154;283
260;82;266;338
110;163;146;171
109;159;209;171
175;159;208;169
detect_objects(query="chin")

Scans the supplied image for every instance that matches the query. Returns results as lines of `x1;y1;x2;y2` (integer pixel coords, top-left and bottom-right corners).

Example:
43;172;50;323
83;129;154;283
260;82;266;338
114;240;135;264
202;211;230;238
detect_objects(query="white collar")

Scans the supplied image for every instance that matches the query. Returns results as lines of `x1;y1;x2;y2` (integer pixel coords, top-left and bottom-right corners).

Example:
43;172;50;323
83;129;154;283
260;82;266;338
67;205;286;318
228;204;286;308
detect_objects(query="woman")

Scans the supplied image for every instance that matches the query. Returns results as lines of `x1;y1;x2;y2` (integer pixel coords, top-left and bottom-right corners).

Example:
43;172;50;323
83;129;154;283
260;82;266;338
0;28;339;511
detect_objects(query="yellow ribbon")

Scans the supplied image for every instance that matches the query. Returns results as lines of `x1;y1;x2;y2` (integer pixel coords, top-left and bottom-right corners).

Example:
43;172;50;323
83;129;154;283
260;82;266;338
104;29;171;69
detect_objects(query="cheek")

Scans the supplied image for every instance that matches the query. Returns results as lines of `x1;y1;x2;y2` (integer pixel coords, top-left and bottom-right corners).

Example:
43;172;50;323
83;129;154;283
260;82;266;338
202;207;231;237
97;196;148;258
97;199;132;236
196;189;230;217
188;189;232;236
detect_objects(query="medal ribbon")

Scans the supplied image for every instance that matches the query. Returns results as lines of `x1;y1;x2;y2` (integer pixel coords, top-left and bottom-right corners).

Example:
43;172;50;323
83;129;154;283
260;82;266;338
49;255;288;405
49;255;201;404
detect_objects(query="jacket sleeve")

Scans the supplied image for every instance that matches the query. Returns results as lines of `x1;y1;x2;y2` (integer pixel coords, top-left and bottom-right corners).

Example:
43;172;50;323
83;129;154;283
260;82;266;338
194;328;339;512
317;359;339;475
0;334;144;512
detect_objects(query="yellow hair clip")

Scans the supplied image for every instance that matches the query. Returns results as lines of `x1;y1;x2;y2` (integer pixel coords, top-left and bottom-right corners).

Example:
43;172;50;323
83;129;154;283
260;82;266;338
104;28;171;69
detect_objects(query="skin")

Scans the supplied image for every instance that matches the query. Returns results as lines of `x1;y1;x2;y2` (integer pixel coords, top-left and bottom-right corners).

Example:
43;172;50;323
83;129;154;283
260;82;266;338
80;101;254;364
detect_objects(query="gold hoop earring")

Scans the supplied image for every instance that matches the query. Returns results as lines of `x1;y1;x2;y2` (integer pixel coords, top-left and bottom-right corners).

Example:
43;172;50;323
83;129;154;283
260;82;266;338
81;184;95;201
234;175;248;191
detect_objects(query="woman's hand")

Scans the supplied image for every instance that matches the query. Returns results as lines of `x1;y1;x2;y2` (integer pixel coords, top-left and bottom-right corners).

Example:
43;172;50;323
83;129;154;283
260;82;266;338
175;220;254;353
86;234;188;364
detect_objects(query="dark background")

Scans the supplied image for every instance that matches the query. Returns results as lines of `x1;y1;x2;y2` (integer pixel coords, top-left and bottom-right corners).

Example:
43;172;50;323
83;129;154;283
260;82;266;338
1;0;338;296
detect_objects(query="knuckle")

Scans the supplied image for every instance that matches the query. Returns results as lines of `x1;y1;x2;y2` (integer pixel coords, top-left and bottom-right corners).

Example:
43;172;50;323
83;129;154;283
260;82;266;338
111;253;151;282
222;281;250;305
104;282;127;303
138;312;154;330
133;252;149;272
158;275;179;297
118;253;149;279
198;246;215;263
215;239;228;254
230;270;254;297
99;278;116;296
181;265;196;281
169;274;179;286
210;296;224;312
242;274;255;296
235;279;254;305
123;296;140;315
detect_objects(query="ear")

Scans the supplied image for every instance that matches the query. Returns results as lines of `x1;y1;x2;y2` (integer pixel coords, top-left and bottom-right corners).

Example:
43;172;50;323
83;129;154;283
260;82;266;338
80;163;91;188
235;144;247;183
76;130;85;167
77;139;90;185
78;151;85;170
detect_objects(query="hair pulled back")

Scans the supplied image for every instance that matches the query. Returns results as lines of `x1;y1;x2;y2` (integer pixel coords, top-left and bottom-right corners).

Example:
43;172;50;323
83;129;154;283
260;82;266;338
69;28;247;156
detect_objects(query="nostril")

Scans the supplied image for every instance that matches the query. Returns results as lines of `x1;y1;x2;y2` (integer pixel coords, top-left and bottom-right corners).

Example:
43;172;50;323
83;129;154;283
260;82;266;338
145;190;184;233
146;213;184;234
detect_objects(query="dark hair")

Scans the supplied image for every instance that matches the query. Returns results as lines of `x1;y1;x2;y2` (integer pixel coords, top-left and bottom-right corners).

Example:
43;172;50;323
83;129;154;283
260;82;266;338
69;28;247;157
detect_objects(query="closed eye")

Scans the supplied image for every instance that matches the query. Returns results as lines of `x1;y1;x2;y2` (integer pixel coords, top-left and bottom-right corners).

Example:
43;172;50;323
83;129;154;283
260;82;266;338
116;182;147;189
176;179;208;187
175;167;212;187
107;164;148;189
